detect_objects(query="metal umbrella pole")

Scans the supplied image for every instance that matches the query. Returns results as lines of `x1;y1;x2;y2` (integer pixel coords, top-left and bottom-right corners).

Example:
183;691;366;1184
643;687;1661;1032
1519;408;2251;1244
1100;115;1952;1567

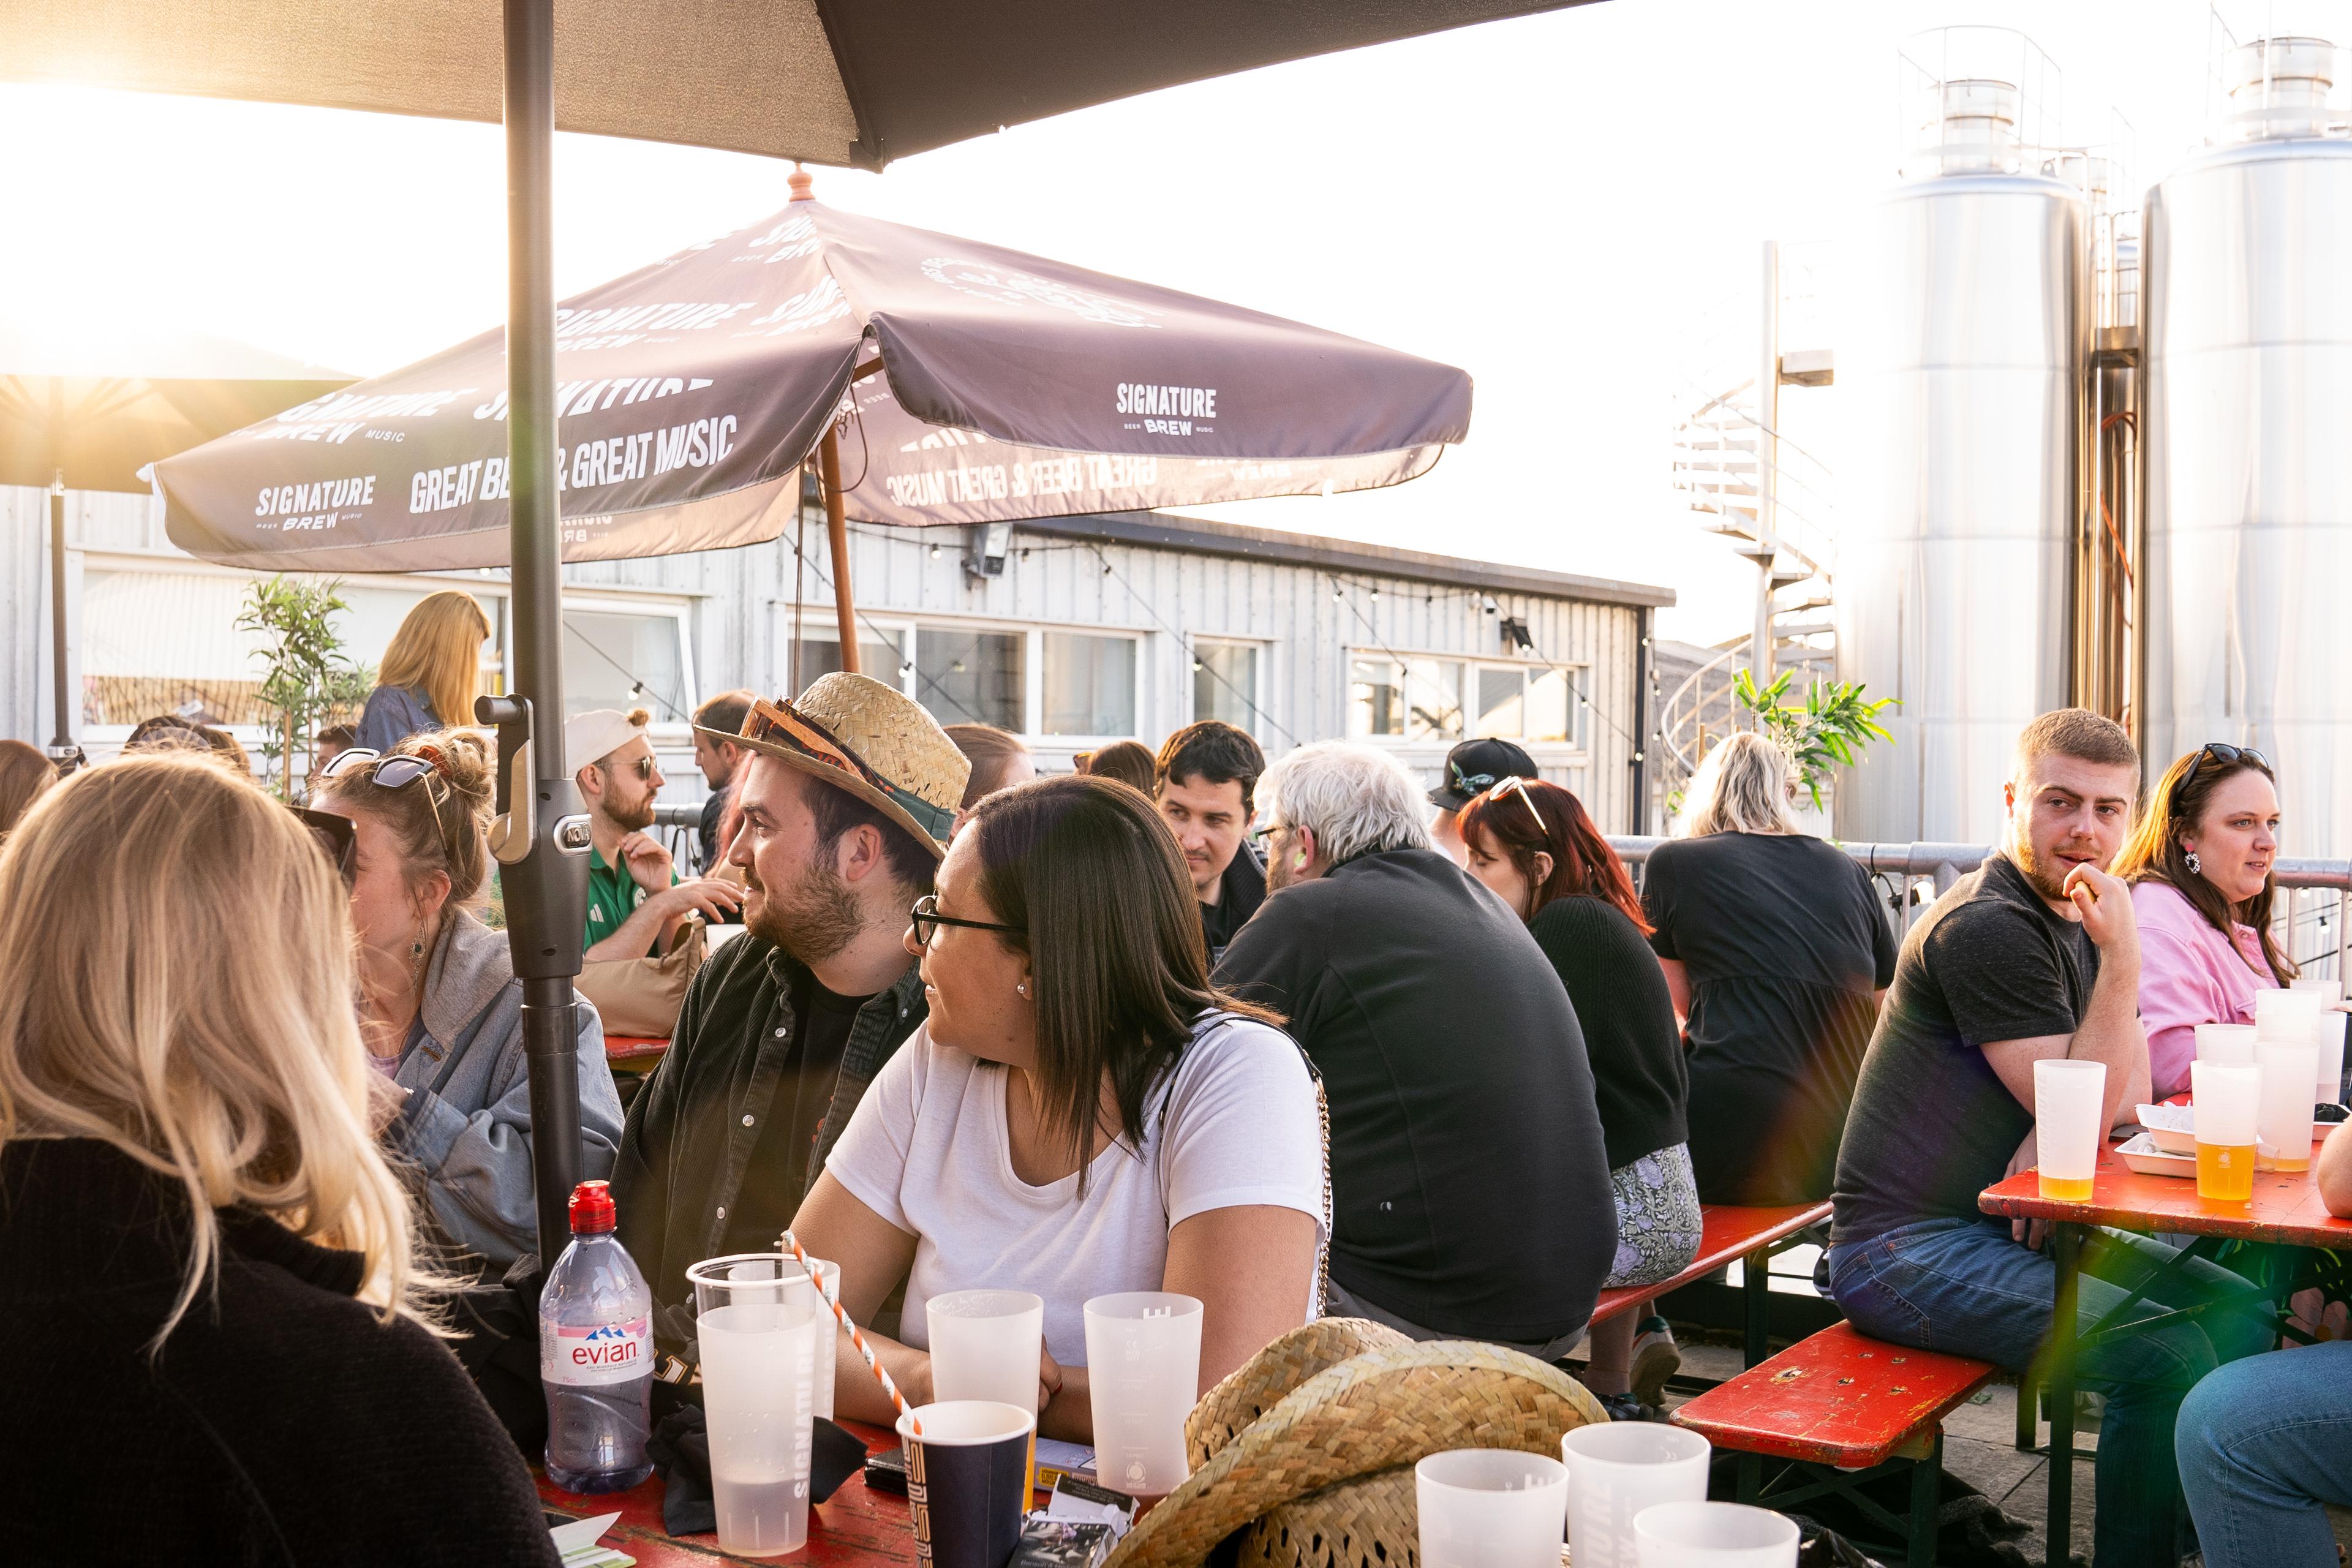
492;0;594;1262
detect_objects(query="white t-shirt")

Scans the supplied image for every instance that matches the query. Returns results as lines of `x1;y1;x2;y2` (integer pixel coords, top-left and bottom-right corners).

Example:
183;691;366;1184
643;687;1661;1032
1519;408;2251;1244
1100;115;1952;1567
826;1011;1326;1366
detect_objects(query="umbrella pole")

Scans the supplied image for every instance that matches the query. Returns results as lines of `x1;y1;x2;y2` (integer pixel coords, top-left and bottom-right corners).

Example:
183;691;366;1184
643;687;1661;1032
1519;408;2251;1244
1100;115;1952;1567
47;456;70;755
501;0;591;1262
820;428;859;674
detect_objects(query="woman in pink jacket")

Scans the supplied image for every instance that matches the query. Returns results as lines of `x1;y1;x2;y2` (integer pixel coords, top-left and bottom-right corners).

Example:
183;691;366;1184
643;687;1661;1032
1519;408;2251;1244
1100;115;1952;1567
2113;744;2296;1098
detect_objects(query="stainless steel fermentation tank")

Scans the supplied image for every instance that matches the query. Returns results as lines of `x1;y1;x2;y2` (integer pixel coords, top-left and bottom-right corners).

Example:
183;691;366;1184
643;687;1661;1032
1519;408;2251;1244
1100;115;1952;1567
2143;36;2352;859
1838;74;2088;846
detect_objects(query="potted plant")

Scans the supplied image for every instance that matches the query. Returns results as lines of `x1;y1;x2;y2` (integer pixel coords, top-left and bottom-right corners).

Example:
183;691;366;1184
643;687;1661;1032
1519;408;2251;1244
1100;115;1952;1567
238;576;372;801
1730;668;1897;828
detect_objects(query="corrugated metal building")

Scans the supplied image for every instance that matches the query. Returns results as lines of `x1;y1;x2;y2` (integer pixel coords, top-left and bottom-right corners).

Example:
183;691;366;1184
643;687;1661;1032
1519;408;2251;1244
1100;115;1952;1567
2;483;1672;830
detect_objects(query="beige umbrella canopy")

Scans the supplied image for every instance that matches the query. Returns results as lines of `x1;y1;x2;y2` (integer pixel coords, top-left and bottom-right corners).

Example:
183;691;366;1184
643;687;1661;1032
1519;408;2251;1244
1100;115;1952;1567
3;0;1594;1256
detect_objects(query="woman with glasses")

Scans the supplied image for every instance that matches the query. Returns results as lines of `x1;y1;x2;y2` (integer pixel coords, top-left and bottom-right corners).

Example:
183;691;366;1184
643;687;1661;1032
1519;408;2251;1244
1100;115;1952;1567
1644;733;1898;1207
1457;776;1697;1413
2113;745;2298;1099
314;731;624;1268
790;775;1327;1441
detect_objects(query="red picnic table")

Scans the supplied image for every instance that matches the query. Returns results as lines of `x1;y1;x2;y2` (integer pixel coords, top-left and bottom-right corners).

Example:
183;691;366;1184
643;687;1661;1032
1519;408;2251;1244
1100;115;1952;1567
1979;1130;2352;1562
540;1419;917;1566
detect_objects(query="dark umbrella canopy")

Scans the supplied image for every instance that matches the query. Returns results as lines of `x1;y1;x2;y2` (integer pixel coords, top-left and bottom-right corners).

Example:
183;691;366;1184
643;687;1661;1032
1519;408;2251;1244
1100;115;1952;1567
155;194;1469;570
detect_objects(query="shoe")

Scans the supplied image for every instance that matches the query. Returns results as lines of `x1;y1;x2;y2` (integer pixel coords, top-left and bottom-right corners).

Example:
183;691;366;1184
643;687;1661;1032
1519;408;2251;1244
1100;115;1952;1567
1628;1316;1681;1408
1599;1393;1650;1423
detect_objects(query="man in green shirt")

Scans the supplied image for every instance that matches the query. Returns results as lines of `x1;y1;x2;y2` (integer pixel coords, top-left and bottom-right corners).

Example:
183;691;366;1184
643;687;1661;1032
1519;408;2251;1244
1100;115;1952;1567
566;707;741;959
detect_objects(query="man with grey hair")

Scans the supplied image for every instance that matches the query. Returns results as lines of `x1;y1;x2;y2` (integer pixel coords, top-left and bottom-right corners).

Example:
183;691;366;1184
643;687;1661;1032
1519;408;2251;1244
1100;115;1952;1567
1217;742;1619;1356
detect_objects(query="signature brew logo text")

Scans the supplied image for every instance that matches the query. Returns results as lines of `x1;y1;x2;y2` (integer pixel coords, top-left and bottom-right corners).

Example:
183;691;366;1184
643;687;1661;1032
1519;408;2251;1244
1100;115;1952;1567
1114;383;1217;437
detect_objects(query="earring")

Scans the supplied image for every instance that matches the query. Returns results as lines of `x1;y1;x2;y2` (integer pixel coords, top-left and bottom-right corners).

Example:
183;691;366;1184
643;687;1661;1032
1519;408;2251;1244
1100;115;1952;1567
1017;981;1030;997
2185;848;2203;875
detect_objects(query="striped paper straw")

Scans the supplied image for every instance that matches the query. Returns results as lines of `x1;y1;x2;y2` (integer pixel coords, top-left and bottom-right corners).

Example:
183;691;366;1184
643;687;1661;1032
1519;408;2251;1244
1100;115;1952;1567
780;1229;919;1437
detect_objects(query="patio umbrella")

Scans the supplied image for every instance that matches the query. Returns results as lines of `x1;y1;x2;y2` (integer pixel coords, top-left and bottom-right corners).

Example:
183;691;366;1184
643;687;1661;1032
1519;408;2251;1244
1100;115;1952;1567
7;0;1587;1258
1;320;351;755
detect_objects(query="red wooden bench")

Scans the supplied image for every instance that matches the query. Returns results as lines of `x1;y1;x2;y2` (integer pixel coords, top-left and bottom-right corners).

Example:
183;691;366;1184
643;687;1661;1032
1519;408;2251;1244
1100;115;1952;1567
1590;1200;1830;1370
1672;1322;1997;1568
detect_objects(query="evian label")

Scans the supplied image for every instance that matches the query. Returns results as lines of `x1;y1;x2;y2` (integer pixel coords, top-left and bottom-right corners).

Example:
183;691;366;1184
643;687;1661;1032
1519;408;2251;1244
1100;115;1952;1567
541;1314;652;1386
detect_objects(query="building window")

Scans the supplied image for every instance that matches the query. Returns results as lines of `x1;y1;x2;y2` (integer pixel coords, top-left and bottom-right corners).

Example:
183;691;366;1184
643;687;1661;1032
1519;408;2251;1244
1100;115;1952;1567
1193;641;1261;733
1473;662;1583;748
916;627;1024;731
563;608;691;722
789;633;906;696
1041;632;1138;737
1348;655;1463;742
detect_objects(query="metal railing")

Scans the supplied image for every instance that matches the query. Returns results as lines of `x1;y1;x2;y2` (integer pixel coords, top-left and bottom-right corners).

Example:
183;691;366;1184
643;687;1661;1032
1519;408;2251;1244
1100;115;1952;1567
1608;835;2352;979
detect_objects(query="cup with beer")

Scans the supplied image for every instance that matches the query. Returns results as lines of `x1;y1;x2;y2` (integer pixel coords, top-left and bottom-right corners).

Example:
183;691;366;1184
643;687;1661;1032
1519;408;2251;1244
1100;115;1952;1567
2192;1061;2261;1202
2033;1058;2106;1202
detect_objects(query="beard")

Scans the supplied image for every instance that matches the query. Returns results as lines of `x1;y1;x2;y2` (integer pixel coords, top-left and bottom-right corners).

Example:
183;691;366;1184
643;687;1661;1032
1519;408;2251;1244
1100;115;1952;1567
746;856;865;963
602;785;656;834
2011;837;2090;905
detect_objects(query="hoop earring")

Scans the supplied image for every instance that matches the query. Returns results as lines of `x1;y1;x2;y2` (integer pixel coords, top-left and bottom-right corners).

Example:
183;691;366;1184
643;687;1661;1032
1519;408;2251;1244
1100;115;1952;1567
2184;848;2203;875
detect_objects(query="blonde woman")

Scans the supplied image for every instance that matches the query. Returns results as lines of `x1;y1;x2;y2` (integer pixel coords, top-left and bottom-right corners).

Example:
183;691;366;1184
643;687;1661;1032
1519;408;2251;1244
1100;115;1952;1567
357;589;492;753
1643;731;1896;1205
0;755;557;1564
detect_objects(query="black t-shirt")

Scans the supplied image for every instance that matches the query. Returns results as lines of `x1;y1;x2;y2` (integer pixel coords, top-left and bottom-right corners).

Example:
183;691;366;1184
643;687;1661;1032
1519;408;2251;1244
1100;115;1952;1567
719;970;871;1256
1216;848;1617;1344
1831;854;2100;1248
1643;833;1898;1205
1528;895;1689;1171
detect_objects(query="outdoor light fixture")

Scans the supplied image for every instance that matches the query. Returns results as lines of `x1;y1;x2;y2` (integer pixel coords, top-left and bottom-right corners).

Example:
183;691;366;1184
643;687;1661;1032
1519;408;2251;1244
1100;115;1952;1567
962;521;1014;581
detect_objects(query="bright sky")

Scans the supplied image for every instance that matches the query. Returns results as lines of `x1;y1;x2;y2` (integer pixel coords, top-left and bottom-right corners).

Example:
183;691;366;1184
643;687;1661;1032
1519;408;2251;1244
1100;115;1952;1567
0;0;2288;642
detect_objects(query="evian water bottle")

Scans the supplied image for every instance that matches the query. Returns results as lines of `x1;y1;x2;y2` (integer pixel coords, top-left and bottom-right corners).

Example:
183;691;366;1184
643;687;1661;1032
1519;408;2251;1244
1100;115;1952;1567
540;1180;654;1493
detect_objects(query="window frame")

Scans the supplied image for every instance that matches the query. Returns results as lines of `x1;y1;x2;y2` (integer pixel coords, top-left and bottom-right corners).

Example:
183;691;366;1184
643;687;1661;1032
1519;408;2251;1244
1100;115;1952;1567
1346;647;1593;756
1190;636;1267;736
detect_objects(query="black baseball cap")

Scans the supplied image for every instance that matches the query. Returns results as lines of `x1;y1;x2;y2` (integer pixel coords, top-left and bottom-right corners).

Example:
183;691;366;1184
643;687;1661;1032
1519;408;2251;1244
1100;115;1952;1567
1428;738;1539;811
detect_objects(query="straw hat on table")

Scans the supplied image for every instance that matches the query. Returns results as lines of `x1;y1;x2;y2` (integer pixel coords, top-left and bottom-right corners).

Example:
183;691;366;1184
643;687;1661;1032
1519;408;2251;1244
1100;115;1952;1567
1107;1318;1607;1568
698;673;970;856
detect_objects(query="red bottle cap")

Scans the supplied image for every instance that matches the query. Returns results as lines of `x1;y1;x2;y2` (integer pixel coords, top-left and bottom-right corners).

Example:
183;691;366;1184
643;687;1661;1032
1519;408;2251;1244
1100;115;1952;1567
568;1180;617;1235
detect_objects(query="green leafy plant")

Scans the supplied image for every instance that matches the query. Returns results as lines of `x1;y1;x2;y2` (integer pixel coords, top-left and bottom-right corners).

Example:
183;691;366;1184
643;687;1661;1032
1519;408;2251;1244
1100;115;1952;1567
237;576;372;801
1730;668;1898;810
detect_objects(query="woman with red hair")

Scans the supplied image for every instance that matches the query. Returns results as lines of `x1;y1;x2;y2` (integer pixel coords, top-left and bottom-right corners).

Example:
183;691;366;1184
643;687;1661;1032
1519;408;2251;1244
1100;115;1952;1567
1458;777;1697;1414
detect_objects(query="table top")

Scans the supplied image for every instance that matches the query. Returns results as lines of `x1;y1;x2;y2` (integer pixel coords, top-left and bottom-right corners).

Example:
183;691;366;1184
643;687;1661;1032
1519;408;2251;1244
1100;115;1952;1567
538;1420;918;1566
1979;1139;2352;1247
606;1036;671;1068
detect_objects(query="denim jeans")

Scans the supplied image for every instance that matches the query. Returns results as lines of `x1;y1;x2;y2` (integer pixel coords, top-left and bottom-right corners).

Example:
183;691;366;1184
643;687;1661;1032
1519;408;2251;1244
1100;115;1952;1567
1826;1218;2272;1568
2176;1340;2352;1568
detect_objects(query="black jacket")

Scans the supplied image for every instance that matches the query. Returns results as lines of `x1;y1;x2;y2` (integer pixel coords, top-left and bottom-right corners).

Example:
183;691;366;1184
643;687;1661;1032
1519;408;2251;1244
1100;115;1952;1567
1215;848;1618;1343
1199;837;1268;965
0;1138;556;1568
611;932;926;1365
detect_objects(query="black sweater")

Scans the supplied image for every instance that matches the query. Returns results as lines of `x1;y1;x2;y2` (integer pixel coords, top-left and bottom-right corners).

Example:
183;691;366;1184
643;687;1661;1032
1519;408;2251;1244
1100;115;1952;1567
0;1138;559;1568
1526;895;1689;1171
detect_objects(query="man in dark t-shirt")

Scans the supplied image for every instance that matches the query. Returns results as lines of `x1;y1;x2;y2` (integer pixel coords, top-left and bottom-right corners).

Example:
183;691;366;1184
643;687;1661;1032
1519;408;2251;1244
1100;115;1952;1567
1827;710;2268;1567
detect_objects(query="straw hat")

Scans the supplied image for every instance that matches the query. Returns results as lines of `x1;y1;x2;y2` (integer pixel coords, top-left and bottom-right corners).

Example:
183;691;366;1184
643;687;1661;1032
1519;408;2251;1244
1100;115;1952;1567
701;673;970;857
1106;1322;1607;1568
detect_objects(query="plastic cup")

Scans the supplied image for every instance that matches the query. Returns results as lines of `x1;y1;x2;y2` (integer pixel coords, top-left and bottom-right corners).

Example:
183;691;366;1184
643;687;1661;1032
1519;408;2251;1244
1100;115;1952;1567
1558;1420;1711;1568
2196;1023;2258;1065
927;1289;1044;1414
688;1255;819;1558
1083;1292;1204;1498
2192;1061;2262;1202
896;1401;1036;1568
1416;1449;1569;1568
2033;1058;2107;1202
804;1257;839;1422
2256;987;2326;1042
2315;1011;2346;1106
2257;1040;2319;1172
1634;1501;1800;1567
2293;977;2345;1005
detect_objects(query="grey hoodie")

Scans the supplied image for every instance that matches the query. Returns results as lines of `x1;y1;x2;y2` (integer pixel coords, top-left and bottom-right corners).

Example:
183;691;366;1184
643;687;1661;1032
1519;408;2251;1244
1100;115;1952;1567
387;911;623;1266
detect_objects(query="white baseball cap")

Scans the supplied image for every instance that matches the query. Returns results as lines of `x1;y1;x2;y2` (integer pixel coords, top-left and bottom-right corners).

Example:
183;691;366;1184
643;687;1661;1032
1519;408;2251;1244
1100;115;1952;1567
565;707;647;771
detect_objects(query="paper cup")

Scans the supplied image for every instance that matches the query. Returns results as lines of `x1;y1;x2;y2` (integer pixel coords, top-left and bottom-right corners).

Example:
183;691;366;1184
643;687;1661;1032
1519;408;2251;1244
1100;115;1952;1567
897;1401;1035;1568
688;1255;820;1559
2196;1023;2258;1065
1084;1292;1203;1498
926;1289;1044;1414
1559;1421;1711;1568
2034;1058;2106;1197
1417;1449;1568;1568
1635;1501;1800;1567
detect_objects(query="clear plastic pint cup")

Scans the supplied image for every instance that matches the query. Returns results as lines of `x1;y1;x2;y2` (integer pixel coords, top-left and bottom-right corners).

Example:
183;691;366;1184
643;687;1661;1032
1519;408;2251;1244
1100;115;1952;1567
2256;1039;2319;1172
2033;1058;2106;1202
1083;1292;1203;1498
1634;1501;1800;1567
1558;1421;1711;1568
2315;1011;2346;1106
2192;1061;2262;1203
687;1255;820;1558
2256;987;2326;1043
2195;1023;2258;1066
927;1289;1044;1414
1416;1449;1568;1568
2292;976;2345;1005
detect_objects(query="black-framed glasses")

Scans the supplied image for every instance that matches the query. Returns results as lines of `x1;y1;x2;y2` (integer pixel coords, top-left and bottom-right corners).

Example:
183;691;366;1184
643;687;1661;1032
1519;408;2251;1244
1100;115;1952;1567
2179;742;2269;806
293;806;358;884
909;893;1024;946
1249;818;1287;845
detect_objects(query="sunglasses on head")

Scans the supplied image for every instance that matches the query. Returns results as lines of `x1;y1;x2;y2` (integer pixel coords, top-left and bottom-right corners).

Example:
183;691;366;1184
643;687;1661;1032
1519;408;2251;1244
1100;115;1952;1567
318;746;448;792
2179;742;2269;805
1485;774;1547;836
293;807;357;884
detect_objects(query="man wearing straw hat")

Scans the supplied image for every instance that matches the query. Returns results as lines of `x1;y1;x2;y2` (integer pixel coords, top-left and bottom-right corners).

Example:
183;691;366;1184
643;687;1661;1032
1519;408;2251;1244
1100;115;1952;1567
612;674;970;1381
